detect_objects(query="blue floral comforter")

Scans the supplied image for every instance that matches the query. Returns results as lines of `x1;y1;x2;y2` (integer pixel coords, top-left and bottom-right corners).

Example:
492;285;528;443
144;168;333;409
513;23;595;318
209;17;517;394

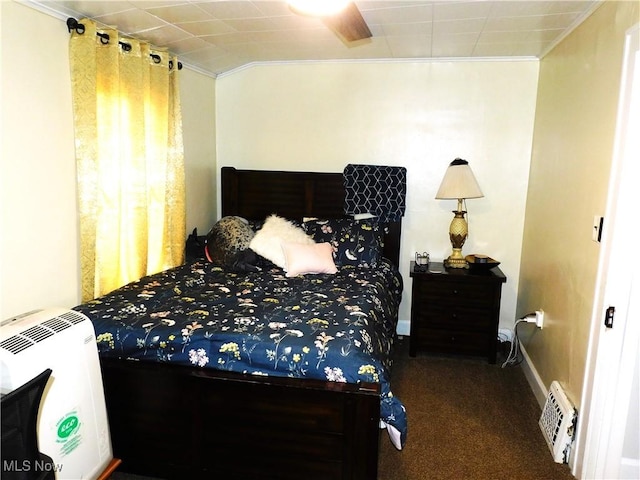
74;257;407;449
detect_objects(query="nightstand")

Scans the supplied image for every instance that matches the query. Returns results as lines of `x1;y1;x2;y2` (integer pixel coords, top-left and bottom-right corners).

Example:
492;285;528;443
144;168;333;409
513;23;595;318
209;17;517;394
409;261;506;363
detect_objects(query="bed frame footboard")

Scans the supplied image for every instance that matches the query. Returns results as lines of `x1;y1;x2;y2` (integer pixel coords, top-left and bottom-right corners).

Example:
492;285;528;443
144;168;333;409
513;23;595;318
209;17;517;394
101;358;381;479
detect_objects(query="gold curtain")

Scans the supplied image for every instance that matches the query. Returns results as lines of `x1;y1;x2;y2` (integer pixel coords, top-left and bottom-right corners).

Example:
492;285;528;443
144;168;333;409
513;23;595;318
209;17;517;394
69;20;185;301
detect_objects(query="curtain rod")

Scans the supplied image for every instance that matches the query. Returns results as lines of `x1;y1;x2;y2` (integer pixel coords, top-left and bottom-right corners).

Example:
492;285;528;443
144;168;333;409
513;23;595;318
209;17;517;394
66;17;182;71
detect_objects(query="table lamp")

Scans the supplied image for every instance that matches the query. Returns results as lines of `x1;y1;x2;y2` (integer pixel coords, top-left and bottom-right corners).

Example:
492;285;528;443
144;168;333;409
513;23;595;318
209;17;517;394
435;158;483;268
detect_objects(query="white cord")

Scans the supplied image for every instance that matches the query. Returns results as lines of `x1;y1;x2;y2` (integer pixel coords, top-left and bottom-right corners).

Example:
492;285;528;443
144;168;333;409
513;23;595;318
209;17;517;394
501;315;537;368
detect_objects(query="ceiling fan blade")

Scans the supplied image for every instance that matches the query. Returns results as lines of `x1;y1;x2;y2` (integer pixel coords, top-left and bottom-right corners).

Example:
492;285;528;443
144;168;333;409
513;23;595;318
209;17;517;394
322;2;372;43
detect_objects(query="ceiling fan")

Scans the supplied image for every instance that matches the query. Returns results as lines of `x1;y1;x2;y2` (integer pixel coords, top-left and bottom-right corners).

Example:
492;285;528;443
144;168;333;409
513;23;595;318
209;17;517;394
288;1;373;44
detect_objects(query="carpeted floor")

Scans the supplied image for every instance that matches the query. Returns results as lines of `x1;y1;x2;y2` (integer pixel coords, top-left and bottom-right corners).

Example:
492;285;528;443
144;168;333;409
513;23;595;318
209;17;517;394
111;338;576;480
377;337;576;480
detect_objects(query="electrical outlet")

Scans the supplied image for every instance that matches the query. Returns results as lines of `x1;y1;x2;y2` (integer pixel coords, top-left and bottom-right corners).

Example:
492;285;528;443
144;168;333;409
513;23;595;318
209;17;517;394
536;309;544;329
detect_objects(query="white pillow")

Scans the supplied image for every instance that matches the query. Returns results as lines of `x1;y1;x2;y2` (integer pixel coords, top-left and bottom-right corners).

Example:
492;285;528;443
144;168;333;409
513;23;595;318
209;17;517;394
282;242;338;277
249;214;314;269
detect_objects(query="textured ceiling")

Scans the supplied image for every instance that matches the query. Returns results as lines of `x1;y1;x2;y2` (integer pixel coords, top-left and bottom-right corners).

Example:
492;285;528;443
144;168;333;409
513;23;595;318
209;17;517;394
30;0;602;76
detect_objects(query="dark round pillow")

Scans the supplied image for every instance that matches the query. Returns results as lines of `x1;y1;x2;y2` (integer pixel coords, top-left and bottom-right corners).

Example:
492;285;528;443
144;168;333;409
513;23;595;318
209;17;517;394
205;216;254;267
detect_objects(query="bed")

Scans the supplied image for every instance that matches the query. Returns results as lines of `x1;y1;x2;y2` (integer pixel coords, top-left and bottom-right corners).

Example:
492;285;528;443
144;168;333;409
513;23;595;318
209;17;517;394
74;166;407;480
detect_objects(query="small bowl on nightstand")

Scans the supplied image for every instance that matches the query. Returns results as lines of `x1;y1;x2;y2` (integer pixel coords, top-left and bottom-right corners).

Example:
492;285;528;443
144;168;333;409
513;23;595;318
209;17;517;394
466;254;500;271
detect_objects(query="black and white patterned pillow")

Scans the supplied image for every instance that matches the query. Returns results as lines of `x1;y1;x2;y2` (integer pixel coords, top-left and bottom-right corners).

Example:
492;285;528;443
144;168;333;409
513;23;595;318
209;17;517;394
302;218;383;268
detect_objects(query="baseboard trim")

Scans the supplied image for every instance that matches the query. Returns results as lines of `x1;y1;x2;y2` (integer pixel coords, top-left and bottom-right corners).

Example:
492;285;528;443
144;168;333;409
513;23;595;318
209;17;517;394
498;327;514;342
396;319;410;336
520;342;548;409
620;457;640;480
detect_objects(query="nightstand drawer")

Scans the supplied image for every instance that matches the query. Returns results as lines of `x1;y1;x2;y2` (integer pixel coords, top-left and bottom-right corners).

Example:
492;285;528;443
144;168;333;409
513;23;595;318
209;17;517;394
414;327;491;357
414;305;492;330
413;280;495;308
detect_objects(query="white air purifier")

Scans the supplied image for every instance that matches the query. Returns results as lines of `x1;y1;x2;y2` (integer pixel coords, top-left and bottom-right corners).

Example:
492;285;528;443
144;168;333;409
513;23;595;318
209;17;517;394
0;307;113;479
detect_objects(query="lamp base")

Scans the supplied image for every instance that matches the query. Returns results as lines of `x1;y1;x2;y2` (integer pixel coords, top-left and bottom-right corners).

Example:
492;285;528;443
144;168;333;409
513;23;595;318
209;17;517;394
444;256;469;269
444;248;469;269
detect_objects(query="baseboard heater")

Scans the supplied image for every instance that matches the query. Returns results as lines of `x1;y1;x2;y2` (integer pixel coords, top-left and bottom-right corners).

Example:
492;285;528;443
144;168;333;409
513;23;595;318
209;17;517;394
539;380;578;463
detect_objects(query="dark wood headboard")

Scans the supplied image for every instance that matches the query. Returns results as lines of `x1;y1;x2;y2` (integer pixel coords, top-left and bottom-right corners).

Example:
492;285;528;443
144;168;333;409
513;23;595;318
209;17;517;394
220;167;402;267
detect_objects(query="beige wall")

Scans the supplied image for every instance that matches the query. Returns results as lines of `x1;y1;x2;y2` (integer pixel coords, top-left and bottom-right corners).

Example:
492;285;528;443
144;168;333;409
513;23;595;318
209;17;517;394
518;0;639;407
181;69;217;235
0;1;216;319
216;61;540;329
1;0;78;318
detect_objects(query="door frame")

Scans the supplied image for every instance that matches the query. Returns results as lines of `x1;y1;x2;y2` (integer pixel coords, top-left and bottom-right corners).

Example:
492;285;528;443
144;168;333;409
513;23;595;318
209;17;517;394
573;23;640;480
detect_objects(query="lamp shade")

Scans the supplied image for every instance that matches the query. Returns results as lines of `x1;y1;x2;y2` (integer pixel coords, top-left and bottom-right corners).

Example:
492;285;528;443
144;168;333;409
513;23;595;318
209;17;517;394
435;158;483;200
